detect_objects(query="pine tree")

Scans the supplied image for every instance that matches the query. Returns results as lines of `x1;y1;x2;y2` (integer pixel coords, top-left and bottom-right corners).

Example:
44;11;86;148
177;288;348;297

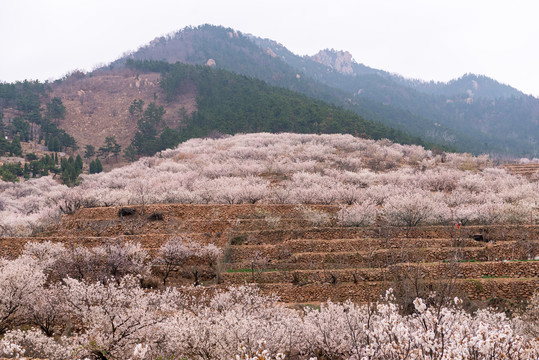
60;157;67;171
10;136;22;157
130;102;165;156
30;160;41;177
123;144;137;162
75;155;83;175
84;145;95;162
23;163;30;179
89;160;96;174
0;112;4;137
111;142;121;162
95;158;103;173
49;136;61;152
45;97;66;121
61;162;76;186
0;137;8;156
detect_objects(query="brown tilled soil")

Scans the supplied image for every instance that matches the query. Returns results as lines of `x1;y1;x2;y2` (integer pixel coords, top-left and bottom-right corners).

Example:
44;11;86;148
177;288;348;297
2;204;537;304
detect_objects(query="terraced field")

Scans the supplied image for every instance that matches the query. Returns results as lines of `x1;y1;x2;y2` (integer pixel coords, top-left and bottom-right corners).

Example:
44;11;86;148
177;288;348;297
3;204;537;304
503;162;539;179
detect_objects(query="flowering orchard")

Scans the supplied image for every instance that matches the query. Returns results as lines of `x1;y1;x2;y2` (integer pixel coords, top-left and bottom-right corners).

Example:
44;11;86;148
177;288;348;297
0;129;537;358
1;133;537;236
0;242;537;359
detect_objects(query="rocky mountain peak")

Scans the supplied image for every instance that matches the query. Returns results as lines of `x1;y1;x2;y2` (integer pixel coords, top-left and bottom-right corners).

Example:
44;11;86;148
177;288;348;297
311;49;355;75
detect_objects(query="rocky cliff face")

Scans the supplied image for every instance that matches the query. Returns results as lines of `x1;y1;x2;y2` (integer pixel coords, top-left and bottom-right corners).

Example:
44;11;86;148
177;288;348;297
311;49;355;75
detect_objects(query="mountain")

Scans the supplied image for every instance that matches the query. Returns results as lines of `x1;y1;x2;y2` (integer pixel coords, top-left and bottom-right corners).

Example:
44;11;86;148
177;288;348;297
125;59;424;149
114;24;537;157
251;40;538;157
0;59;425;182
112;25;469;153
2;22;438;183
296;49;522;99
395;73;524;99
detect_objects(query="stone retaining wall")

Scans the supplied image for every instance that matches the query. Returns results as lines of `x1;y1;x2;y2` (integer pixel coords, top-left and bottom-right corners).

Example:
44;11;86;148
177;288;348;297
260;278;539;303
222;261;539;284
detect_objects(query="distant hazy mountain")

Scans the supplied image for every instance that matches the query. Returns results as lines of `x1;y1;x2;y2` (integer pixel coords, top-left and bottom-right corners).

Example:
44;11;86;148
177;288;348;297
251;40;537;157
114;24;538;157
395;73;524;99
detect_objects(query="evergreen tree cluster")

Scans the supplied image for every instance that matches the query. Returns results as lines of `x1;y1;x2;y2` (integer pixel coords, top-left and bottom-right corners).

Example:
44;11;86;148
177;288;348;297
89;158;103;174
60;155;83;186
0;149;90;185
85;142;104;174
0;129;24;157
28;153;58;178
128;98;167;156
0;153;61;182
0;162;23;182
97;136;121;163
8;136;22;157
0;80;49;115
0;80;76;156
37;112;77;152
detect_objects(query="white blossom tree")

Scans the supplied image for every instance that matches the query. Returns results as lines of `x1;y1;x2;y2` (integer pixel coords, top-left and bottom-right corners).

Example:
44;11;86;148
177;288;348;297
0;257;46;333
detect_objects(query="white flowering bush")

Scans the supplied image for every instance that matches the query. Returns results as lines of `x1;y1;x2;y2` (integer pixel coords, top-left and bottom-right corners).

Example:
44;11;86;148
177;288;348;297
338;200;378;226
153;236;222;286
233;341;286;360
0;339;24;358
0;256;46;333
1;328;76;360
297;205;332;226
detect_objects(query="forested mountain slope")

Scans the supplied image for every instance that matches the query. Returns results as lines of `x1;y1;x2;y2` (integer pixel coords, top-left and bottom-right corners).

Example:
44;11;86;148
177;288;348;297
123;59;425;156
0;55;429;183
114;24;537;157
253;39;538;157
112;25;470;153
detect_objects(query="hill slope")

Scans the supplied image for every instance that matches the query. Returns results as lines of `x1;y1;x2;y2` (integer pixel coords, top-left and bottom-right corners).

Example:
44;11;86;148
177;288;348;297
1;58;429;178
2;132;537;237
50;69;197;151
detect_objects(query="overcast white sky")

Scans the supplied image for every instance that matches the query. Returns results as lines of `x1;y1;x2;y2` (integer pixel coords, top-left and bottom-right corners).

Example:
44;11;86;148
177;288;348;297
1;0;538;96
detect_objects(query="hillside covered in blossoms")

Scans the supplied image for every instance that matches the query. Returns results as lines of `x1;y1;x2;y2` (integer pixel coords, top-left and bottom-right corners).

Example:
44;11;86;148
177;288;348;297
0;132;538;359
1;133;537;236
